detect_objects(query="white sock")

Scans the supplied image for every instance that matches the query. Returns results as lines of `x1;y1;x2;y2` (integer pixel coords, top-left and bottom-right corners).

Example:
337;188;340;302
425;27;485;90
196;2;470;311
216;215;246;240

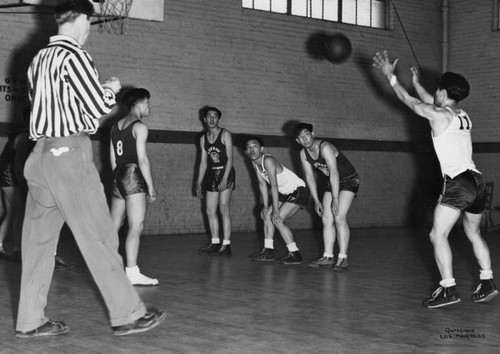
223;240;230;245
264;239;274;249
126;266;139;274
286;242;299;252
323;252;334;258
338;253;347;259
211;238;220;244
439;278;456;288
480;269;493;280
126;266;158;285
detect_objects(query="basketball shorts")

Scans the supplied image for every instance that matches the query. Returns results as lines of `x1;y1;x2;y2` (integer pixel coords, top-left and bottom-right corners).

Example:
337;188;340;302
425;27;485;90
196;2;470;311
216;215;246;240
203;167;236;192
322;172;360;194
438;170;486;214
279;186;310;206
0;165;17;187
112;163;148;199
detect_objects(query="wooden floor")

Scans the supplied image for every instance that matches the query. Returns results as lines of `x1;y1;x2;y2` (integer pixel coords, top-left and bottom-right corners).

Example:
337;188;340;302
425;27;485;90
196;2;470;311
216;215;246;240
0;227;499;354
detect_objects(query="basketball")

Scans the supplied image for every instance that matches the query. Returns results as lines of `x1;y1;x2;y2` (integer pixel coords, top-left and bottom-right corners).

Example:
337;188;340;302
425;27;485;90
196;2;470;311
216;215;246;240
323;33;352;64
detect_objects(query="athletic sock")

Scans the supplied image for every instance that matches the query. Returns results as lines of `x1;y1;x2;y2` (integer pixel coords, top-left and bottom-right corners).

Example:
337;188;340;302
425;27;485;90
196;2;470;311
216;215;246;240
126;265;139;274
264;239;274;249
480;269;493;280
323;252;334;258
211;238;220;244
338;253;347;259
439;278;456;288
286;242;299;252
222;240;231;246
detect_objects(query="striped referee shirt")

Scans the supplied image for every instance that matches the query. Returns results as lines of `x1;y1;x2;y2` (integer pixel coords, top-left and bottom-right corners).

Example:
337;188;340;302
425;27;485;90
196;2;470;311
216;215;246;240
27;35;116;140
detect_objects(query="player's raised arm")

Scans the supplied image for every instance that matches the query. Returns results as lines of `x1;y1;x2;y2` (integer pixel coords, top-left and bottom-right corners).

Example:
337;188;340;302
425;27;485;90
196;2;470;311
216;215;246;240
372;50;442;123
411;66;434;104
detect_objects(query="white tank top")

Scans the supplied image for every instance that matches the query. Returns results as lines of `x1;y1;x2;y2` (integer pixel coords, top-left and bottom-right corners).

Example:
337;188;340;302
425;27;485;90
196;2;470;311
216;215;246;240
254;154;305;195
431;107;479;178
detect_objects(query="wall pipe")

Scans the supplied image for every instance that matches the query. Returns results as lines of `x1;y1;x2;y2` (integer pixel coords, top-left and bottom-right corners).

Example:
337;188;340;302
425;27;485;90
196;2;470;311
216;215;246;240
442;0;449;73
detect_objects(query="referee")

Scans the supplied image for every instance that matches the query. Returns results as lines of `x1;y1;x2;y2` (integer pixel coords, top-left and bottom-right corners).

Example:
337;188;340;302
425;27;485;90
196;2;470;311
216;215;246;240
15;0;165;338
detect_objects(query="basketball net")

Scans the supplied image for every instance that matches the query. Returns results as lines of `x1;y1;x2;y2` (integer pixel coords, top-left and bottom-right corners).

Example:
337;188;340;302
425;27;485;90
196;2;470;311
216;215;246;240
97;0;133;35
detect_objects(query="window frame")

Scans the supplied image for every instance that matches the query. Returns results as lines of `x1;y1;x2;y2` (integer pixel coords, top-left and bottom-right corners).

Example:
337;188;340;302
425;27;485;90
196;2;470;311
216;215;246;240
242;0;389;29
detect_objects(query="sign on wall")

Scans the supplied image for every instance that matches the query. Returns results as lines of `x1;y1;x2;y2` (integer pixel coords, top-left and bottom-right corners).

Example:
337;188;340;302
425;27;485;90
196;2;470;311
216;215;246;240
1;77;28;104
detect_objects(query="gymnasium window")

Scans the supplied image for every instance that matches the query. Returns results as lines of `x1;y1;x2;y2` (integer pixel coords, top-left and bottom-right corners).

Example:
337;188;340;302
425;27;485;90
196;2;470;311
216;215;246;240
242;0;387;29
495;0;500;30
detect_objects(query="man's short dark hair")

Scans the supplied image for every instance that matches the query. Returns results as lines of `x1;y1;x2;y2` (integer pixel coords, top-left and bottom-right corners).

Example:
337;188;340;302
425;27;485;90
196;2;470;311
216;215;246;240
244;135;264;148
438;72;470;102
54;0;94;25
204;106;222;119
293;123;313;138
122;88;150;108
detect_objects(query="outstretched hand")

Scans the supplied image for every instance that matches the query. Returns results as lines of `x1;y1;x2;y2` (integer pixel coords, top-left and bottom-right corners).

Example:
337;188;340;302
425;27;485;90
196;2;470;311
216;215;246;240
410;66;420;86
372;50;398;79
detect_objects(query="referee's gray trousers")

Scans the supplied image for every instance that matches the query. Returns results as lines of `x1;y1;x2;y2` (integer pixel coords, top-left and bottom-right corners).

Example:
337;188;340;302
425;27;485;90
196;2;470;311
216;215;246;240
16;133;147;332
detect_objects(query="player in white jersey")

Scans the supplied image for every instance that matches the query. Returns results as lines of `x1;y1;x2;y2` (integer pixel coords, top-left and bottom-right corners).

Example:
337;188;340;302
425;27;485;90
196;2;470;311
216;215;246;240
244;136;310;264
373;50;497;308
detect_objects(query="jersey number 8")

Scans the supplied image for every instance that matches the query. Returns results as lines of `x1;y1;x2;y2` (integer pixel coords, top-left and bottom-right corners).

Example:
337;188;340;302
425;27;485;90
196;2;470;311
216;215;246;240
116;140;123;156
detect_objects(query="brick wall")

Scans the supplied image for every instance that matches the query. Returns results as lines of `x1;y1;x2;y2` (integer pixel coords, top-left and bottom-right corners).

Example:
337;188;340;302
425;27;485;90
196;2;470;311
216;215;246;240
0;0;497;236
446;0;500;142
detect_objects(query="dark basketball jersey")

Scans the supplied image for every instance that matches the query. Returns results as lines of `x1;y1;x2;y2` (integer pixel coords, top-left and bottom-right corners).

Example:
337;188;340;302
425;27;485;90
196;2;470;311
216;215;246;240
204;128;228;171
111;120;141;165
304;141;356;178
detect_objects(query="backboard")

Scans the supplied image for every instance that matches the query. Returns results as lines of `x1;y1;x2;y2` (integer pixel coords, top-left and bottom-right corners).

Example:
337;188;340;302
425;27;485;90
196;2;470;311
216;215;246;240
20;0;164;22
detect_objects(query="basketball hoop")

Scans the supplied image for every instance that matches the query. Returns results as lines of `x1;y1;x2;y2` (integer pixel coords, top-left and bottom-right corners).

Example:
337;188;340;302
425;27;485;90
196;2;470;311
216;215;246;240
96;0;133;35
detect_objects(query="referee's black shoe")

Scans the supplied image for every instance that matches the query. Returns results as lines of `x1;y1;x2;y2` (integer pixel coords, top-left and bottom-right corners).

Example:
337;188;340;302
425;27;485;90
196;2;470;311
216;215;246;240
112;308;166;336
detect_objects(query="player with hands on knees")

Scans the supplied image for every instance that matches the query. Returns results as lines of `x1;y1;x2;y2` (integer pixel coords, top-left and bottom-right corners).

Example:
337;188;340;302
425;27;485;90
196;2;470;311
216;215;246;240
294;123;359;271
245;136;309;264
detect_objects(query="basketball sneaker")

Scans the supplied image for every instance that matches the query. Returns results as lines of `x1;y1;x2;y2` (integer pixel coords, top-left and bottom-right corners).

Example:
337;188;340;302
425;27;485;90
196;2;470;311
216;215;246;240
248;248;265;258
423;285;461;308
472;279;499;303
333;257;349;272
213;245;231;256
254;248;276;262
308;256;334;268
280;251;303;265
199;243;221;254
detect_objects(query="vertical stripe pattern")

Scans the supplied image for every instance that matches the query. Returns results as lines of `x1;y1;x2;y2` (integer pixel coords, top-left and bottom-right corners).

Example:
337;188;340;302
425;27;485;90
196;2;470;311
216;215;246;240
28;35;116;139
